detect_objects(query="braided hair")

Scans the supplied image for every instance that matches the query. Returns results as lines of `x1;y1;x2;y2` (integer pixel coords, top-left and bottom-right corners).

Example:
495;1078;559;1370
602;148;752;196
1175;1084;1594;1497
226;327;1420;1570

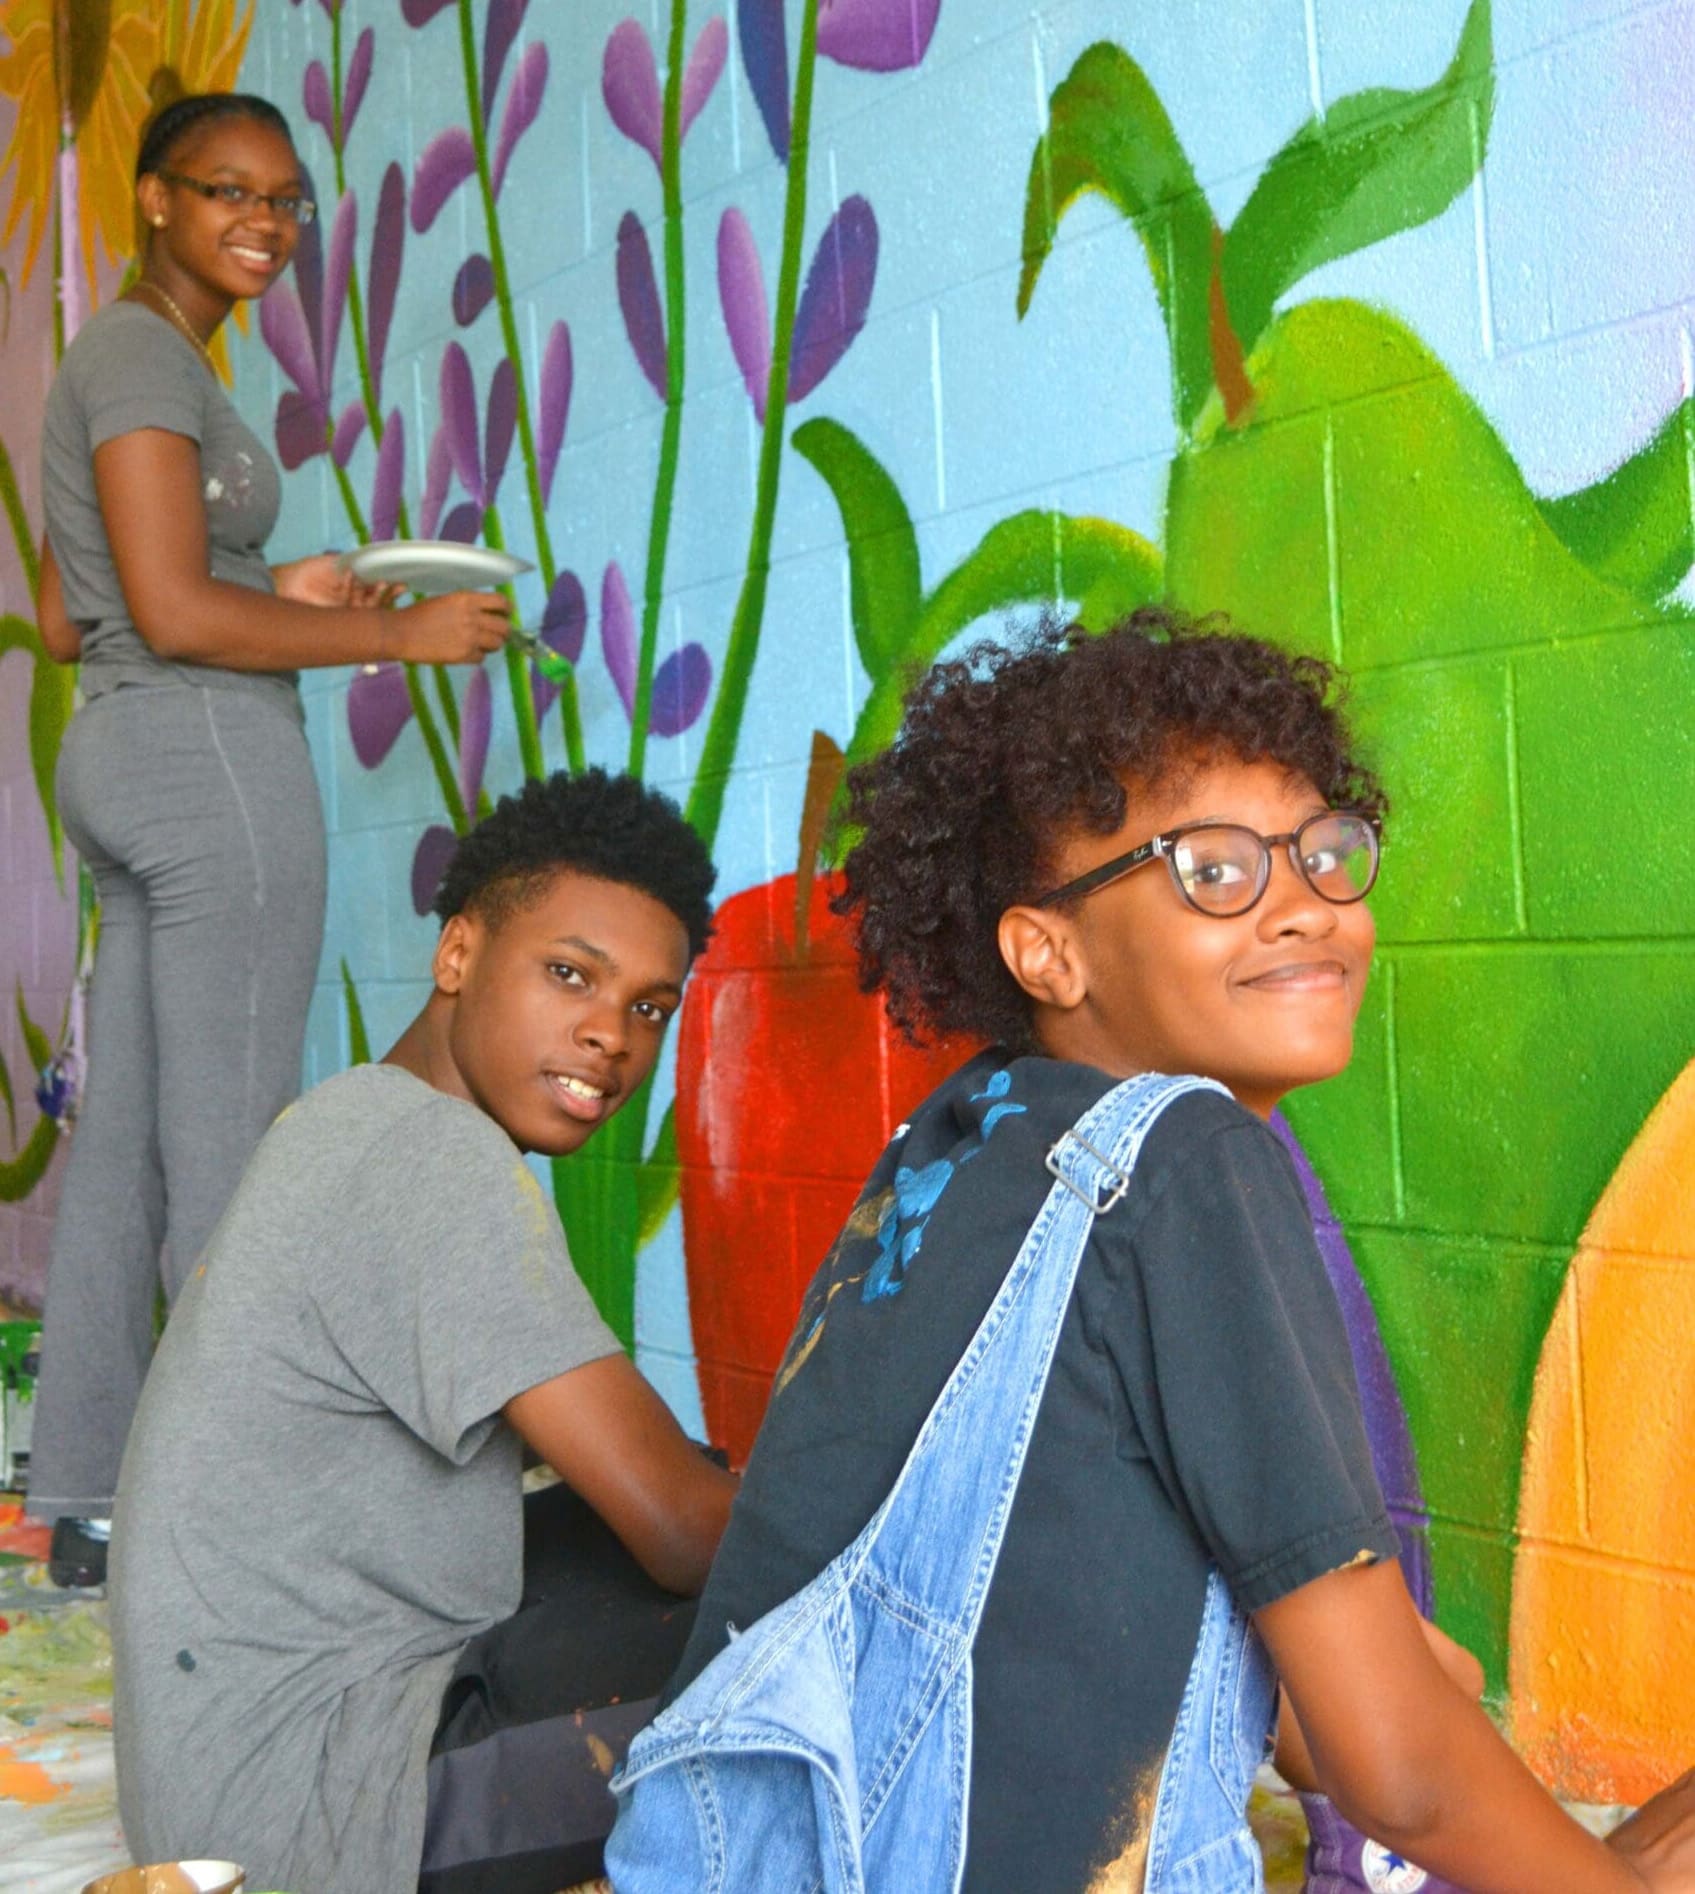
135;92;295;181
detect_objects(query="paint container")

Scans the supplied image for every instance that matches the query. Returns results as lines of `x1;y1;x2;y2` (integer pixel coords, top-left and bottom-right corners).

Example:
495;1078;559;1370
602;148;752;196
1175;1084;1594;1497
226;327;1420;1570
81;1864;245;1894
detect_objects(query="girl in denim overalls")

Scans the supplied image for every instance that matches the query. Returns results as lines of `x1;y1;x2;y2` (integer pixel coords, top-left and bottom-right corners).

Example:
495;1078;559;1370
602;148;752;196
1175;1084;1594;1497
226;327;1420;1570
611;612;1695;1893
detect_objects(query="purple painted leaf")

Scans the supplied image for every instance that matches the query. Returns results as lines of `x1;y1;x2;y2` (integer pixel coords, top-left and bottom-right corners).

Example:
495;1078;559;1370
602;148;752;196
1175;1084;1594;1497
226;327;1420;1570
421;423;453;538
616;212;667;401
483;357;517;505
288;182;325;370
532;569;586;719
441;499;483;544
318;0;339;16
600;562;637;719
330;399;367;469
788;194;877;405
258;280;318;397
411;824;459;916
680;17;728;143
343;27;375;136
542;569;587;664
717;207;771;421
482;0;529;121
452;253;495;326
401;0;456;24
737;0;789;162
602;18;662;169
368;163;404;403
492;42;548;198
348;661;412;768
322;188;358;394
537;320;571;504
649;641;712;736
303;60;334;142
458;664;492;809
411;127;476;233
817;0;941;72
439;343;482;500
370;407;405;542
274;388;329;469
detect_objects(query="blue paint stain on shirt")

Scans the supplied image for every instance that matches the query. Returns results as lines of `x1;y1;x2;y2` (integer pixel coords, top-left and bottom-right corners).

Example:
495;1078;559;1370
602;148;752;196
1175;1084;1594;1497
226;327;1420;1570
860;1069;1027;1304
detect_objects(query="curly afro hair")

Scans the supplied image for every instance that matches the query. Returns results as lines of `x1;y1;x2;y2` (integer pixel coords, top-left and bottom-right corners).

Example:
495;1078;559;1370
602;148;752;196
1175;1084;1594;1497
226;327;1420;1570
834;607;1386;1050
433;768;716;960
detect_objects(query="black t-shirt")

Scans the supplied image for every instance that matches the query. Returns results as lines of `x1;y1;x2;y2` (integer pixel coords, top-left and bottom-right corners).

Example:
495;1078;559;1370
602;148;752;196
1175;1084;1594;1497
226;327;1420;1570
670;1052;1398;1891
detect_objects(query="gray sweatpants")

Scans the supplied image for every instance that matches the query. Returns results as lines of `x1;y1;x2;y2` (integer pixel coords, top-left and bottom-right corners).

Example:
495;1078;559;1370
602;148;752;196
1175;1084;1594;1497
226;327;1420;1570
29;681;326;1522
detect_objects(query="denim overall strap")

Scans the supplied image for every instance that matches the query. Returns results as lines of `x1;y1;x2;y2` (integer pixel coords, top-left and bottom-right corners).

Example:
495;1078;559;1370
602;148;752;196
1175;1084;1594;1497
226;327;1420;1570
607;1072;1227;1894
850;1072;1229;1641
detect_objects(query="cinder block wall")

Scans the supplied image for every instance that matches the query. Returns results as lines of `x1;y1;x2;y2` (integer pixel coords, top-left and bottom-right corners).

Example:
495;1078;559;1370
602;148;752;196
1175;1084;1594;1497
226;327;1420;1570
2;0;1691;1803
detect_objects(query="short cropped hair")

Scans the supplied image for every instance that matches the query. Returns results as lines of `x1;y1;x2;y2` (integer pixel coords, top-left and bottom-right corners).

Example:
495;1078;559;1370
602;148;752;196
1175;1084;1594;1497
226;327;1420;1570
834;608;1387;1049
434;769;716;961
136;92;295;180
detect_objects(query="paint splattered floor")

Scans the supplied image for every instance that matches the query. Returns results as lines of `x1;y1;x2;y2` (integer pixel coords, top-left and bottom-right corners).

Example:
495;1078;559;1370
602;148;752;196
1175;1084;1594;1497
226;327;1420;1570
0;1504;1621;1894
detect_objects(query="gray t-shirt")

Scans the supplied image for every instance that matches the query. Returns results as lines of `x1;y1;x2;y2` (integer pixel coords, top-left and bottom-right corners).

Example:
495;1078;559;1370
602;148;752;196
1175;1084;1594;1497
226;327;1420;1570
110;1065;618;1894
42;299;297;708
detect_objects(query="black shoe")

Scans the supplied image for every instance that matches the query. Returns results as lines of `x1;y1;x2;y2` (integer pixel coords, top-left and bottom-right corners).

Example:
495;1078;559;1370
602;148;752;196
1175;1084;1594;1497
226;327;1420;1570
48;1516;108;1588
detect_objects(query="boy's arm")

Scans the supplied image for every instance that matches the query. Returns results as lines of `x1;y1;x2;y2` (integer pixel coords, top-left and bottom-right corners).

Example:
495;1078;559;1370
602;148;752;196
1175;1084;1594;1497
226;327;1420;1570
37;538;82;663
1257;1557;1695;1891
506;1354;738;1597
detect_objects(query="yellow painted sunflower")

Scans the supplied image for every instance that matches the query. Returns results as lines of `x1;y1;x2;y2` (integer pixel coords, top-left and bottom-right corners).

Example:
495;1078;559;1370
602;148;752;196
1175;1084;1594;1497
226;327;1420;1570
0;0;254;301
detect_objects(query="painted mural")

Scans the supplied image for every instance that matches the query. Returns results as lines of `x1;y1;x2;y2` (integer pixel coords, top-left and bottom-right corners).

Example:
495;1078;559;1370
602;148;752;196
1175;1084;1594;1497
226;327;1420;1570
0;0;1691;1812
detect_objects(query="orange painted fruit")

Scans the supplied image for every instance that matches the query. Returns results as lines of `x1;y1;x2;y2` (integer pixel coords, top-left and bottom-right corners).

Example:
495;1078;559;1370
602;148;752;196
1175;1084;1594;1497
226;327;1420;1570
1510;1059;1695;1804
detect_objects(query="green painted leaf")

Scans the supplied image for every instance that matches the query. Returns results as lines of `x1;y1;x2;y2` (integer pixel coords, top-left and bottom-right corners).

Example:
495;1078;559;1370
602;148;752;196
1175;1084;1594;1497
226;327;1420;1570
1222;0;1493;356
636;1104;679;1249
29;646;74;882
16;984;52;1075
0;1042;15;1147
0;1113;57;1204
340;958;371;1066
1018;41;1217;431
0;435;38;596
1537;397;1695;599
791;418;921;682
842;510;1162;777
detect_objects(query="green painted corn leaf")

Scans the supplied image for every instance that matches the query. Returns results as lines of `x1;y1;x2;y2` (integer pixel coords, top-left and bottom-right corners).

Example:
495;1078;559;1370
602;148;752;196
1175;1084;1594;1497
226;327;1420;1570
340;958;371;1066
636;1104;679;1249
1537;397;1695;599
0;1113;57;1203
16;983;52;1075
1018;42;1216;432
791;418;922;683
0;1042;14;1147
0;434;38;594
1222;0;1493;357
30;648;75;881
842;509;1162;778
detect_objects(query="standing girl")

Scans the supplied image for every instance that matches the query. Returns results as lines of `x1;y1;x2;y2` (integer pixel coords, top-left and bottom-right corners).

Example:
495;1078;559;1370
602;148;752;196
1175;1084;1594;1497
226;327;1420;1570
31;92;509;1585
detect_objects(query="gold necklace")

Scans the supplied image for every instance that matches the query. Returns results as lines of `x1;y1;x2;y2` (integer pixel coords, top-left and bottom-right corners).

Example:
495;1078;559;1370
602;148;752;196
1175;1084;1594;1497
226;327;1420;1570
134;280;219;376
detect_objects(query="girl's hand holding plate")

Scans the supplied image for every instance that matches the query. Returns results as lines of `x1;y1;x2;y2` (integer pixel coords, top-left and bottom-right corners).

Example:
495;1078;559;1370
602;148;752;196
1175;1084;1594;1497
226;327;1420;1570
273;550;400;610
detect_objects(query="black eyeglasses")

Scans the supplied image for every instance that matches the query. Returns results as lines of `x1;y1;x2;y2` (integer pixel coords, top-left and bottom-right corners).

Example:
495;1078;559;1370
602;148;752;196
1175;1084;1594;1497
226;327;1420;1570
1034;810;1382;918
159;172;318;225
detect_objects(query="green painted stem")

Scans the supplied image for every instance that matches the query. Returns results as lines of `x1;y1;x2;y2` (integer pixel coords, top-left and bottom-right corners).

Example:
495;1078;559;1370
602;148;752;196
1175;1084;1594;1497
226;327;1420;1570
405;663;469;832
456;0;585;775
482;507;545;780
0;432;39;597
628;0;691;777
685;0;820;849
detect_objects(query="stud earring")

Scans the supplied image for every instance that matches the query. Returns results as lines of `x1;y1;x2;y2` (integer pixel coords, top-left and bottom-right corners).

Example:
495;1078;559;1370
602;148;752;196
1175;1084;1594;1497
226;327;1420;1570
153;216;165;228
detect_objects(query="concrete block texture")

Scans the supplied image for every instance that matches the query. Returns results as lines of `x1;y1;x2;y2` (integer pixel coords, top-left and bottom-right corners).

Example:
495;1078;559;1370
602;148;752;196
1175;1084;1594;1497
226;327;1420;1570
2;0;1694;1801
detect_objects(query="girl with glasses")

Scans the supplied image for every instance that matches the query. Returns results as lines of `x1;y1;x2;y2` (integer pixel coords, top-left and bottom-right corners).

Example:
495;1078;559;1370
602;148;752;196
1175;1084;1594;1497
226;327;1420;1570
28;92;513;1588
609;610;1695;1892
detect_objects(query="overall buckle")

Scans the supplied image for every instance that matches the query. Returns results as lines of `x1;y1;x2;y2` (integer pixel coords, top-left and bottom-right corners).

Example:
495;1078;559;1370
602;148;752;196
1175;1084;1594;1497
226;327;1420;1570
1044;1128;1131;1215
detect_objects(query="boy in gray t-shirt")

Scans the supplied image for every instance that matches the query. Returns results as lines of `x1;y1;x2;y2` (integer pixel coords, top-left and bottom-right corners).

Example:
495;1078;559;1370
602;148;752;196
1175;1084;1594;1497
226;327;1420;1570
110;770;737;1894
